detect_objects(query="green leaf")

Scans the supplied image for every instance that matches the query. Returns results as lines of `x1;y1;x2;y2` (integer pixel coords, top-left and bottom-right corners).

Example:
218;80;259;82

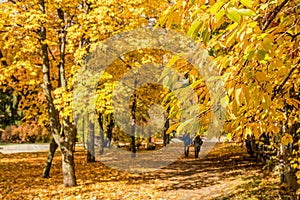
236;8;256;16
257;49;266;61
190;0;196;5
201;28;211;45
187;20;203;39
227;9;241;23
247;50;255;60
210;0;225;15
240;0;252;8
216;9;226;21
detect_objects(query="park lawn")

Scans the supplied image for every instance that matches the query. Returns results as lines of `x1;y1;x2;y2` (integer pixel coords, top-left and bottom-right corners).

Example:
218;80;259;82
0;143;295;199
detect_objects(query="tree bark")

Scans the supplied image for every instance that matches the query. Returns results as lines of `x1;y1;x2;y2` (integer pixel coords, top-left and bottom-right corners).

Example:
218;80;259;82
81;115;86;148
60;120;77;186
98;114;105;155
131;80;137;158
163;118;170;147
131;135;136;158
87;115;95;162
57;8;67;89
42;138;58;178
163;107;170;146
61;148;76;187
106;114;114;148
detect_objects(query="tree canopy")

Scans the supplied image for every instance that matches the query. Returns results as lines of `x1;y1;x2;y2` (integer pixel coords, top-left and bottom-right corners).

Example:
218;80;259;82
0;0;299;189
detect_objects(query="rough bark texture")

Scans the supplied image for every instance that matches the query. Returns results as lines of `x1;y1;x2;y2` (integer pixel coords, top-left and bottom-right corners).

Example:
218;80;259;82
163;118;170;147
81;116;86;149
42;138;58;178
131;83;137;158
98;114;105;155
131;135;136;158
106;114;114;148
60;120;77;187
87;115;95;162
61;149;76;187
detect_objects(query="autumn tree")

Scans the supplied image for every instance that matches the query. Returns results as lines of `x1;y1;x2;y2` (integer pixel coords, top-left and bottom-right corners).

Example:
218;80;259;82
94;49;172;154
158;0;300;188
0;0;171;186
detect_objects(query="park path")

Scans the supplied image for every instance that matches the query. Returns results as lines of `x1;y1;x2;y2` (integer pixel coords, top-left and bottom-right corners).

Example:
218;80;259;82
0;143;50;154
130;144;277;199
0;136;226;154
0;143;87;154
0;142;293;199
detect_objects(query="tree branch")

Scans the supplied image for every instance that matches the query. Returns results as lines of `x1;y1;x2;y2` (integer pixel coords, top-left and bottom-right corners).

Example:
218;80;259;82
262;0;289;31
272;59;300;100
275;31;300;41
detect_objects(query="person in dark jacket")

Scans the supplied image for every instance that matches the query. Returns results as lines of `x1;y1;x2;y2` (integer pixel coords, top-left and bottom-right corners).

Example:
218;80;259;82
193;135;203;158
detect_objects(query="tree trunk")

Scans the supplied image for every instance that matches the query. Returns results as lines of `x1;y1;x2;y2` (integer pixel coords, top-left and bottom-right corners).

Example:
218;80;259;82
87;115;95;162
60;120;77;186
39;0;76;186
39;0;64;181
98;114;105;155
42;138;58;178
61;146;76;187
131;135;136;158
163;108;170;147
106;114;114;148
81;115;86;149
131;81;137;158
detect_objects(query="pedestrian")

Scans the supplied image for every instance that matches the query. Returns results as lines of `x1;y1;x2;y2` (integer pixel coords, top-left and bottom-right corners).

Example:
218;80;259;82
183;133;191;158
193;135;203;158
172;130;176;138
245;134;254;158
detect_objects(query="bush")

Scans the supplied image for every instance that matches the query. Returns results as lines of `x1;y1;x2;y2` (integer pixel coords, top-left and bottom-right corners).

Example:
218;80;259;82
1;122;51;143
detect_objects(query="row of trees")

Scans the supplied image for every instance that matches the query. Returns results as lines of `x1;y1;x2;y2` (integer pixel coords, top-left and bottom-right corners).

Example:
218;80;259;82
0;0;299;189
0;0;172;186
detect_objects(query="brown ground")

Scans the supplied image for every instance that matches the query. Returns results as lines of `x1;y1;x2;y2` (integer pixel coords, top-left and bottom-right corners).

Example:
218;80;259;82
0;142;296;199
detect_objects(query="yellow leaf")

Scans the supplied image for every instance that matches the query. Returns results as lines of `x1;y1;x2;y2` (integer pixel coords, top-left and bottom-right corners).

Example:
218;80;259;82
227;8;241;23
281;134;293;146
240;0;253;8
235;88;244;106
262;37;272;51
166;123;180;134
255;71;267;82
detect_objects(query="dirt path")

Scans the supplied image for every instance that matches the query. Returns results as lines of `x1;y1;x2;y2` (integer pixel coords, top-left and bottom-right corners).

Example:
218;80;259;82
0;143;50;154
0;142;294;199
126;143;289;199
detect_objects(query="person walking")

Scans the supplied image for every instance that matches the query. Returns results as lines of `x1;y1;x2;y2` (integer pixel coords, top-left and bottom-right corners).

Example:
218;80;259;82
194;135;203;158
183;133;192;158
